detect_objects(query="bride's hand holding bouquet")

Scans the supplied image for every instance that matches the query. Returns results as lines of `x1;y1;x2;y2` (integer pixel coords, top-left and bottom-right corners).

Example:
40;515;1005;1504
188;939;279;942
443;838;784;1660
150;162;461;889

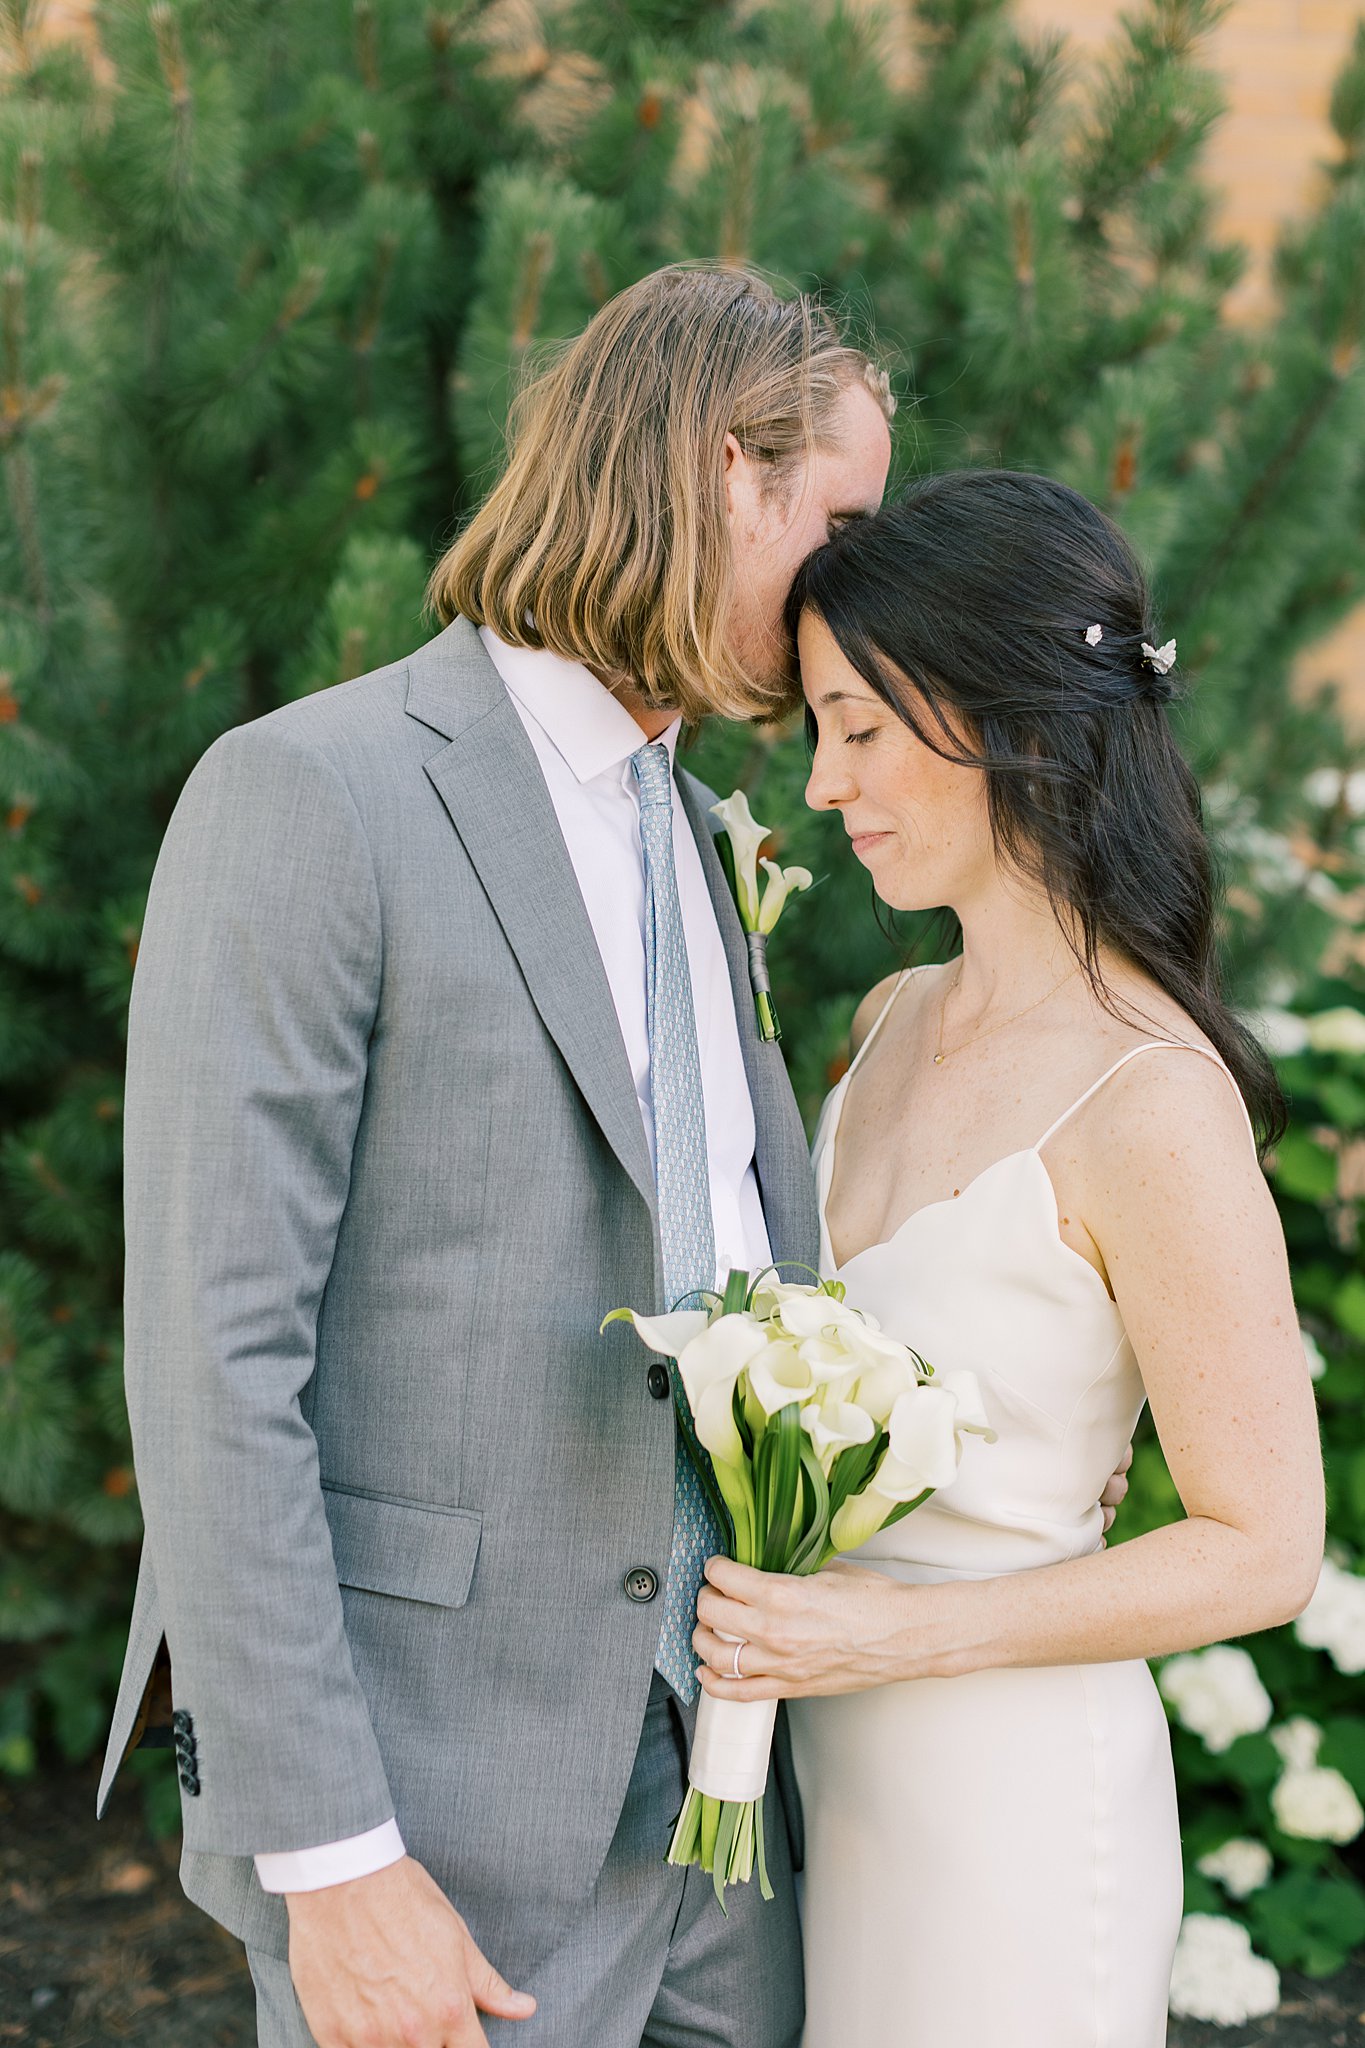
605;1269;994;1905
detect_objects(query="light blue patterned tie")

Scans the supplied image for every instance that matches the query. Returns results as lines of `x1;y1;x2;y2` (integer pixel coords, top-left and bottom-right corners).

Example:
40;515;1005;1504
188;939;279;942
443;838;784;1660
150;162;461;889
633;740;721;1706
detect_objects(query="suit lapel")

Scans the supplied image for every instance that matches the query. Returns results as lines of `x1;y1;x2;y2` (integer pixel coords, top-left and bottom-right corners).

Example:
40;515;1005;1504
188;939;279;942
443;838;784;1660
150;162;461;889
407;620;656;1215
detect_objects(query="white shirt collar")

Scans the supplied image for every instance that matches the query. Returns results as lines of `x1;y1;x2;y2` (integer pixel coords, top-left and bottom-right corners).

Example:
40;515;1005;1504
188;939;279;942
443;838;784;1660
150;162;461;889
479;624;681;785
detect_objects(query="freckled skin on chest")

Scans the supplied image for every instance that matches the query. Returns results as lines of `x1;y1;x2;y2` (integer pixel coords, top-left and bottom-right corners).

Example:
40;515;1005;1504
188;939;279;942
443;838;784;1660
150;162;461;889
825;996;1113;1284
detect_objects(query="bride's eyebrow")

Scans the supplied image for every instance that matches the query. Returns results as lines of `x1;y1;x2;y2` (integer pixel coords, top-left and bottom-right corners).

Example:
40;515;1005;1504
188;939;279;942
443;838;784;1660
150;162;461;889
814;689;882;708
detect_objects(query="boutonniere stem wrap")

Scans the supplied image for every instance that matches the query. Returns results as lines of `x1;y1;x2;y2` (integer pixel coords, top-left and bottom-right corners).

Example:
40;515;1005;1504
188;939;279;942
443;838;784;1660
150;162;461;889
710;790;812;1043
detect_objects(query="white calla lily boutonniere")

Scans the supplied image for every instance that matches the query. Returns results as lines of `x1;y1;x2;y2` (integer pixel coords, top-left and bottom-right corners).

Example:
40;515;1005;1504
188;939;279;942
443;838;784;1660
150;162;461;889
710;790;813;1043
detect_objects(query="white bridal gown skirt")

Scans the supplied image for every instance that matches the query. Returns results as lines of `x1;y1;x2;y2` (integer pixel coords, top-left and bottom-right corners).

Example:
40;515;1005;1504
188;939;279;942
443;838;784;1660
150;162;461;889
789;1655;1183;2048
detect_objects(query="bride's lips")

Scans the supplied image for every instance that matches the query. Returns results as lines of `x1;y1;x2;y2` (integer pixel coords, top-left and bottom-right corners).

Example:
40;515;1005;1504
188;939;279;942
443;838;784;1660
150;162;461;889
849;830;892;860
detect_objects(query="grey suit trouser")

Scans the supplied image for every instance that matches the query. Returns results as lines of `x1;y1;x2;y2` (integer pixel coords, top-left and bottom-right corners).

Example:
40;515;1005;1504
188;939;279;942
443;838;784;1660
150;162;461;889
247;1675;803;2048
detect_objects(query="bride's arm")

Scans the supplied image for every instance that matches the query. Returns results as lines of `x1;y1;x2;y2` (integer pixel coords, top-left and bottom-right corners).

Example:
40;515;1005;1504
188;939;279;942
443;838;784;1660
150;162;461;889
693;1053;1324;1697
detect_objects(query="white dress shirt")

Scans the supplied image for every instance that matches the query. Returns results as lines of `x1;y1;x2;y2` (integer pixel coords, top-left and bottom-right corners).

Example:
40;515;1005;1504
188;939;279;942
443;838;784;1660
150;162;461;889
255;627;771;1892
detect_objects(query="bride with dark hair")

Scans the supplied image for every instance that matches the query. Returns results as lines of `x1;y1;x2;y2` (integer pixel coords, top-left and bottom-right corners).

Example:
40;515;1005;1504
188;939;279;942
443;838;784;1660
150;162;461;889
689;470;1325;2047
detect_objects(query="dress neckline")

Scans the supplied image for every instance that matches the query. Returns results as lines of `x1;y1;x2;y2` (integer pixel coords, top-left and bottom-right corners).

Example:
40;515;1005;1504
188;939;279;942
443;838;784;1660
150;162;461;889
818;962;1255;1292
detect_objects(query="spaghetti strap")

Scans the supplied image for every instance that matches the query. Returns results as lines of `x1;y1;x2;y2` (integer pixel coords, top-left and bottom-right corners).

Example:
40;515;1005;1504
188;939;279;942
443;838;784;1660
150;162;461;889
1034;1040;1259;1157
847;963;937;1080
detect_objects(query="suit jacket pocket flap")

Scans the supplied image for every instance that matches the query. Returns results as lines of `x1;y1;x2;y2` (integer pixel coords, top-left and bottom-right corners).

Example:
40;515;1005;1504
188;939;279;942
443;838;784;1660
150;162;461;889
322;1486;482;1608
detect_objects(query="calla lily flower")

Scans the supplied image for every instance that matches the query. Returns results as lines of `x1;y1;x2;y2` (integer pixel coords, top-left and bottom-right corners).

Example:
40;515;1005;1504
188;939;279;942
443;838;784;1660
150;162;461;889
795;1335;863;1384
756;858;813;936
827;1487;892;1554
710;794;813;1043
801;1398;876;1472
848;1351;919;1426
884;1382;973;1492
692;1382;745;1472
675;1315;768;1433
773;1292;873;1343
839;1318;916;1371
745;1338;815;1417
748;1275;824;1320
827;1386;960;1550
604;1306;712;1357
710;789;768;926
843;1319;910;1361
807;1367;864;1418
676;1316;768;1556
934;1367;997;1441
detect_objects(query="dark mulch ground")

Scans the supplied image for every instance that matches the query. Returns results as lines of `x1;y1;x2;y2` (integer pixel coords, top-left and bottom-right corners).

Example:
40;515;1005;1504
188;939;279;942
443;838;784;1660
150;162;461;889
2;1760;1363;2045
0;1762;252;2047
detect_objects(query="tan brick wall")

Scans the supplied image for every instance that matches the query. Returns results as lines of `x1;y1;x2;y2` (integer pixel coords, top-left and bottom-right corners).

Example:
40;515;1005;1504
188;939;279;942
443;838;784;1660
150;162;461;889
1014;0;1365;726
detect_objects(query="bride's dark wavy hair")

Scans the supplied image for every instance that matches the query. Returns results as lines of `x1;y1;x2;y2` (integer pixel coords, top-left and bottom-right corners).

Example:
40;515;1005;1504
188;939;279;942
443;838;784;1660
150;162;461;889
786;467;1286;1153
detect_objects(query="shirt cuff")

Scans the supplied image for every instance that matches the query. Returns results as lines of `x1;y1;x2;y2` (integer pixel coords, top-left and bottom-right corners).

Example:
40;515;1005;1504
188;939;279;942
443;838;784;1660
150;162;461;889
254;1818;406;1894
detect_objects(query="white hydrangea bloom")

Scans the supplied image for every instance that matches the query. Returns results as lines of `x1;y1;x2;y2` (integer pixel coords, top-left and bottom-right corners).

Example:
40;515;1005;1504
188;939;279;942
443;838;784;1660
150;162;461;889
1306;1006;1365;1056
1229;822;1310;894
1294;1555;1365;1675
1158;1645;1273;1754
1270;1716;1323;1771
1202;779;1244;825
1167;1914;1280;2025
1303;767;1365;816
1305;870;1344;913
1271;1764;1365;1844
1301;1328;1327;1380
1245;1006;1310;1058
1196;1837;1273;1899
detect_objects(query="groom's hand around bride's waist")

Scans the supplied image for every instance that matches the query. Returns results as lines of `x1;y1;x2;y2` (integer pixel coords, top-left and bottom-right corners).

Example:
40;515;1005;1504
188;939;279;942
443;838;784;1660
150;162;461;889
285;1854;536;2047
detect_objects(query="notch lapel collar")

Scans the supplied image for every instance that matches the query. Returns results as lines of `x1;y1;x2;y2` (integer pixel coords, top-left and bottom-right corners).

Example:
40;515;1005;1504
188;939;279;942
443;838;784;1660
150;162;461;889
408;621;656;1214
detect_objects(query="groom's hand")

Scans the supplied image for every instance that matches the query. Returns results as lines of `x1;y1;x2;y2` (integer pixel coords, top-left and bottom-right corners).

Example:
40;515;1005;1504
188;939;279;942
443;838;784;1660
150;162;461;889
285;1854;536;2047
1100;1440;1134;1542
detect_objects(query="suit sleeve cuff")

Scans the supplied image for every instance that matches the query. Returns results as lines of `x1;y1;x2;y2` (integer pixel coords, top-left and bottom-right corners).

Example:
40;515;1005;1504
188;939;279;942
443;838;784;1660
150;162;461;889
254;1818;406;1894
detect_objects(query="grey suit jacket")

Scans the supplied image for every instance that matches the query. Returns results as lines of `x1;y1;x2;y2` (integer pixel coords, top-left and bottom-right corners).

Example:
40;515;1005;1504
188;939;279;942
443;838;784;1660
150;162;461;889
98;617;820;1973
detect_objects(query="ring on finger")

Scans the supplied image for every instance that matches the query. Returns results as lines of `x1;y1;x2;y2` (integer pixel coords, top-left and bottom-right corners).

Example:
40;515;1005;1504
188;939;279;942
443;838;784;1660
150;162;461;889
729;1638;747;1681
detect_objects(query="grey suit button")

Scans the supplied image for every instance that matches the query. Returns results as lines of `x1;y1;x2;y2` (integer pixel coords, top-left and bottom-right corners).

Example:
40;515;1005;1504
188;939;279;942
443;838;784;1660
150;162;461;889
624;1567;658;1603
647;1364;670;1400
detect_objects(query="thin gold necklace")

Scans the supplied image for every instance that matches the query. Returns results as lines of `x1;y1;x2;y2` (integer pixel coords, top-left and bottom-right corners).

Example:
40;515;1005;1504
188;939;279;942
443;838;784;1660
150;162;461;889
933;961;1078;1067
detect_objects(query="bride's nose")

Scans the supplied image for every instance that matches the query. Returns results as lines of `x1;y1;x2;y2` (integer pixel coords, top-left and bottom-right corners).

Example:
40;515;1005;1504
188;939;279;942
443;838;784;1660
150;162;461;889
805;734;856;813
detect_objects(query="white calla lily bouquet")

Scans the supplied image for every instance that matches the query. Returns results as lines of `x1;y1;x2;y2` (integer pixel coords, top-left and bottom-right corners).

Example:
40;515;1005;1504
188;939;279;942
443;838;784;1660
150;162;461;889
604;1268;995;1906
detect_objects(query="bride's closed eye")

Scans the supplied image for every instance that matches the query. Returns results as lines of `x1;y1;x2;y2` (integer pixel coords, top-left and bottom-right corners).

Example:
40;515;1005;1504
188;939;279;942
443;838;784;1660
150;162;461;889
845;728;878;746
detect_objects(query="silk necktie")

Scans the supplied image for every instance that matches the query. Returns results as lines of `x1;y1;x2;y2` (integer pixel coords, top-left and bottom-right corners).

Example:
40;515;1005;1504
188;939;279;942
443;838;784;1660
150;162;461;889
632;740;721;1705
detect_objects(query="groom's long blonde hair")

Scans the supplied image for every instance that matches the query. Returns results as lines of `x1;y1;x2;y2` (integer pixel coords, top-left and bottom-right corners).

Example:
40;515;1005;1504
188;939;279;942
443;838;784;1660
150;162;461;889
424;263;892;724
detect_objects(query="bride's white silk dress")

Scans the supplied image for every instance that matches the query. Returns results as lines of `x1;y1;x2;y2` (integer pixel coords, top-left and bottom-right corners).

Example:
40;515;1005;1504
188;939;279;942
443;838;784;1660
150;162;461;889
791;967;1259;2048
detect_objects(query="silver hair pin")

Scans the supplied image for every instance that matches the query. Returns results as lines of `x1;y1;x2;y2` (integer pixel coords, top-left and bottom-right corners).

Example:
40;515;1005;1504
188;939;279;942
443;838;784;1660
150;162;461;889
1084;624;1104;645
1142;638;1177;675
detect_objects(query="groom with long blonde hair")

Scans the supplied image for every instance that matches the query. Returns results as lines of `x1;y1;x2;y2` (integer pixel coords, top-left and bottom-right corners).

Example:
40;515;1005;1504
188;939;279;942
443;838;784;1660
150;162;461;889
100;262;895;2048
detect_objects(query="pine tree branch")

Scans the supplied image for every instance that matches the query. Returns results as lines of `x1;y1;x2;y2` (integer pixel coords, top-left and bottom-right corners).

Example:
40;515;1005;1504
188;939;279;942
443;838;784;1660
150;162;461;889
1186;368;1353;618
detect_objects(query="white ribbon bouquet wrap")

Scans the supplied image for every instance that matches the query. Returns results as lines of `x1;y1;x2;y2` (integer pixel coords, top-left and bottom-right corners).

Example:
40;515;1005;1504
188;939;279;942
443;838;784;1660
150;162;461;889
605;1269;995;1906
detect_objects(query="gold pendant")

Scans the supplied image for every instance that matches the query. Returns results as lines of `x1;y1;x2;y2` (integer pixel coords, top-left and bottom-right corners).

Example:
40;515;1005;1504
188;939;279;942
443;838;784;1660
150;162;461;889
933;1052;945;1065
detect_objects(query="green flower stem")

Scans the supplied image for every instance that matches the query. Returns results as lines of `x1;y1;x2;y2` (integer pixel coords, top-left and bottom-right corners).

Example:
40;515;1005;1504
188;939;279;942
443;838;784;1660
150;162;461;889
666;1788;776;1911
700;1793;721;1869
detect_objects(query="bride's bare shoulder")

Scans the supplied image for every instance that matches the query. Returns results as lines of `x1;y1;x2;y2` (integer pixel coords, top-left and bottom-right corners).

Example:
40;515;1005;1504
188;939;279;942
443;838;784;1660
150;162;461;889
849;961;951;1057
